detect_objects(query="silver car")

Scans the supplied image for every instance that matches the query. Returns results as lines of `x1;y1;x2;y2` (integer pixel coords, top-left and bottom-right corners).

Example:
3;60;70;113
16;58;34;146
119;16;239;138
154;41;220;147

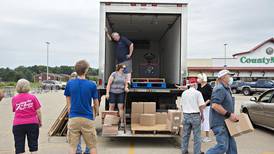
241;89;274;130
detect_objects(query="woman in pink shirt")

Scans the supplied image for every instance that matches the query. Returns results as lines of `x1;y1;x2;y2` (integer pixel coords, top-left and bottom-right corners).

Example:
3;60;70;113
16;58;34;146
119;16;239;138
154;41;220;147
12;79;42;154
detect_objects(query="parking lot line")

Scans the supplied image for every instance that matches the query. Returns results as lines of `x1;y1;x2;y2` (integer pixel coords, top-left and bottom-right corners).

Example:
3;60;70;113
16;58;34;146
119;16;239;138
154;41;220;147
128;141;135;154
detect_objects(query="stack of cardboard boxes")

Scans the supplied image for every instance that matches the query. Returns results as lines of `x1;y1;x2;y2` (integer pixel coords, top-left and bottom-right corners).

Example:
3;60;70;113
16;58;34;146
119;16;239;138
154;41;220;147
167;110;182;133
131;102;182;133
102;111;120;135
131;102;158;126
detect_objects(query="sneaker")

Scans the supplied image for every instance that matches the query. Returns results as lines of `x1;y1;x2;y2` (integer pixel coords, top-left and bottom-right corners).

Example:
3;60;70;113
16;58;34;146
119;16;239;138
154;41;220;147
120;123;125;128
202;137;212;143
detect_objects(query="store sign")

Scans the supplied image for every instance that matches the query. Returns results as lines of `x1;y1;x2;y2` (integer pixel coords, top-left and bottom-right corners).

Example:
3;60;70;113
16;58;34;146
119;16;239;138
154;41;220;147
240;56;274;64
240;47;274;64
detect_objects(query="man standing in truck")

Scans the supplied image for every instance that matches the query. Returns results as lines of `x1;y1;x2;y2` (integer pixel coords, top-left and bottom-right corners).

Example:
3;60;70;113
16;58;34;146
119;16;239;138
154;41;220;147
105;28;134;84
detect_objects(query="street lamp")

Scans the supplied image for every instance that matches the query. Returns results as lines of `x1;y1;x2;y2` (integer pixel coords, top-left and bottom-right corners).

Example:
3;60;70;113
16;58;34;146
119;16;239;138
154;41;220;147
224;43;227;68
45;42;50;80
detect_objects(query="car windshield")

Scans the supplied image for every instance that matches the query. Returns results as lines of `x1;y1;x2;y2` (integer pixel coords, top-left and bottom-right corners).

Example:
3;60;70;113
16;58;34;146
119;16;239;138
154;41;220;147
258;90;274;103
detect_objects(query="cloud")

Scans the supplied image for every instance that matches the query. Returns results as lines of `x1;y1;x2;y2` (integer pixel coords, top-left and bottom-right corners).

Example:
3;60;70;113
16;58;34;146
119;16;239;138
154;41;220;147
0;0;273;68
187;0;274;58
0;0;100;68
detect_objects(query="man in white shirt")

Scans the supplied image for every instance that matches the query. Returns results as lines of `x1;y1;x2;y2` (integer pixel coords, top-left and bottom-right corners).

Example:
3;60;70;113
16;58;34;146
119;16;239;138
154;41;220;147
181;80;206;154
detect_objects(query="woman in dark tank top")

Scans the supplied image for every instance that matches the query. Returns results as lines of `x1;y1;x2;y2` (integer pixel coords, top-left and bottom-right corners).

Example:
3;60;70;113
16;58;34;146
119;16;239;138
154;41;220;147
197;73;213;143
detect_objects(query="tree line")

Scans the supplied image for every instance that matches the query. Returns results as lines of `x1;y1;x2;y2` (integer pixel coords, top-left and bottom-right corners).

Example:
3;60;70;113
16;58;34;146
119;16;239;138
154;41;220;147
0;65;98;82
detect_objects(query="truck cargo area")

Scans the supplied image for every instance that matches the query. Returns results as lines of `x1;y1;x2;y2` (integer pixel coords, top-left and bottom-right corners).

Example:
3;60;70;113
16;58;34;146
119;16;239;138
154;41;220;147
105;13;182;85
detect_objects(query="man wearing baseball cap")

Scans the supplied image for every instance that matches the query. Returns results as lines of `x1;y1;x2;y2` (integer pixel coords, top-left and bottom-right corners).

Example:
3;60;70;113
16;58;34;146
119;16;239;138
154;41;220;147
206;70;239;154
181;80;205;154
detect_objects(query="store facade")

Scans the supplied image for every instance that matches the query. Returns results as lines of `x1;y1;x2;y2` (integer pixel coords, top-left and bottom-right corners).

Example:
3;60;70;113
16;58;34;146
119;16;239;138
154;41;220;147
187;38;274;81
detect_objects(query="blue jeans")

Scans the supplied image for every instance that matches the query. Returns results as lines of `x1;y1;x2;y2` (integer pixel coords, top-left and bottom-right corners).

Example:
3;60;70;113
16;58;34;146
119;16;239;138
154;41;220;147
76;139;90;154
181;113;202;154
206;125;237;154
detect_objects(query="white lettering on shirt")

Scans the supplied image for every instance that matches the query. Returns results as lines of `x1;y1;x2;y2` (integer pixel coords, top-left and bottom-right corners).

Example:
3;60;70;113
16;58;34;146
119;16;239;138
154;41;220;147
15;100;33;111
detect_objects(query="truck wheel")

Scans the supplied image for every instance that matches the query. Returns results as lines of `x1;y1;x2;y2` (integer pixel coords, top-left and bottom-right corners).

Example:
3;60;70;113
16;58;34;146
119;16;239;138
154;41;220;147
243;88;251;96
231;88;237;94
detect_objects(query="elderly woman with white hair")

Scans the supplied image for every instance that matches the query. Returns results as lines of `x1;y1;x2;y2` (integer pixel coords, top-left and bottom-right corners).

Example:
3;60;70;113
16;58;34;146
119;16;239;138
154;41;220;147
0;89;4;101
12;79;42;154
197;73;212;143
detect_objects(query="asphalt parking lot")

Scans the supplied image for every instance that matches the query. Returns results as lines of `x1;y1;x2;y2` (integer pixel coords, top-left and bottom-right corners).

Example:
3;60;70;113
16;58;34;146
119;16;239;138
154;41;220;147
0;91;274;154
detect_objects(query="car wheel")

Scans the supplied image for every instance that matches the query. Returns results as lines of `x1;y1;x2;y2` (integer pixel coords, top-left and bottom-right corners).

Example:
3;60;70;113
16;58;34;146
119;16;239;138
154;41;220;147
243;88;251;96
231;88;237;94
242;108;256;127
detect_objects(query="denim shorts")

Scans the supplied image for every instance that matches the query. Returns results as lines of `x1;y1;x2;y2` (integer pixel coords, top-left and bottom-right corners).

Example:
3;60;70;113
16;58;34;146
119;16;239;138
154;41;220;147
109;92;125;104
13;124;39;154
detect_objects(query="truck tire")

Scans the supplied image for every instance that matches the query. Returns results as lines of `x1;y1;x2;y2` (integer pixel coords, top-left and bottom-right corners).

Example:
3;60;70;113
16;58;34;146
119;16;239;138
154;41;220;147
243;88;251;96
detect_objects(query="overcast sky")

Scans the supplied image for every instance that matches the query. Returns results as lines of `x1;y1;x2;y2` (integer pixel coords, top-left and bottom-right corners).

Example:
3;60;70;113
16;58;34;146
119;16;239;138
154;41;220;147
0;0;273;68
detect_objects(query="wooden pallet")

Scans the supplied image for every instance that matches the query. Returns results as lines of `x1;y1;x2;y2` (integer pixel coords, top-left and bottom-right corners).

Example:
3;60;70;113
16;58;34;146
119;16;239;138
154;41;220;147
132;78;165;83
48;105;68;136
131;124;171;135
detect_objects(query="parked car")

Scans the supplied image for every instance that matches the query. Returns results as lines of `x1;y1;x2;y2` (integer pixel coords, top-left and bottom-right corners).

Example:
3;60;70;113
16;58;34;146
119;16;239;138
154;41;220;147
238;79;274;96
41;80;63;90
57;81;66;89
241;89;274;131
230;80;245;94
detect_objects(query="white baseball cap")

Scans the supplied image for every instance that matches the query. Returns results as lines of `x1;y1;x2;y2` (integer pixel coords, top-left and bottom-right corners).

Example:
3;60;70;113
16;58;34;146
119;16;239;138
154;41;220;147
217;70;235;78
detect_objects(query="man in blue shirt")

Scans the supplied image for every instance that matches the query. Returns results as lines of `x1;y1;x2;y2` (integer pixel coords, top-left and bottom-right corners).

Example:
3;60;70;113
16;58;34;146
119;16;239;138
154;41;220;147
65;60;99;154
106;28;134;83
206;70;239;154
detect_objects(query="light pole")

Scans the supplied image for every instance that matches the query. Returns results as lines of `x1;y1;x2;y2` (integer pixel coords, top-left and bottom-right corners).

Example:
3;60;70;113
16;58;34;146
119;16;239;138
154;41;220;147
46;42;50;80
224;43;227;68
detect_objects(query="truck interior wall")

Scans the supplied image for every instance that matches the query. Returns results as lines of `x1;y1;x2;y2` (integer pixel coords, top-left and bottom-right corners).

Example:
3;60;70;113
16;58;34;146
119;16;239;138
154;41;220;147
105;14;181;84
160;17;181;84
105;19;116;82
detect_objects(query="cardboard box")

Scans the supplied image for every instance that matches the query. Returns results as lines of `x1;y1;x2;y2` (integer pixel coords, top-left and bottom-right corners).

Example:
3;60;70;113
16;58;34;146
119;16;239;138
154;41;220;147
156;112;168;124
102;124;118;135
225;113;254;137
168;110;182;125
132;102;144;113
104;115;120;125
102;111;119;119
131;113;140;124
140;114;156;126
144;102;156;114
167;119;180;133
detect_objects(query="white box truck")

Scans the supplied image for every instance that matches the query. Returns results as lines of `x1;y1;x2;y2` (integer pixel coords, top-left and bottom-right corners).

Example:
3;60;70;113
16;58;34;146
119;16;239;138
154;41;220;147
98;0;188;137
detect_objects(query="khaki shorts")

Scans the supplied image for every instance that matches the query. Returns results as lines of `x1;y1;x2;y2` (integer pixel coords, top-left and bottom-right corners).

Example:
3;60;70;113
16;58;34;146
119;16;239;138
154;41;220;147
67;117;97;149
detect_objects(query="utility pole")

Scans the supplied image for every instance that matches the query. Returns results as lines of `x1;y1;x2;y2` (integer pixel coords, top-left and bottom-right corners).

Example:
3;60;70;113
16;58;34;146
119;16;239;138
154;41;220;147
46;42;50;80
224;43;227;68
